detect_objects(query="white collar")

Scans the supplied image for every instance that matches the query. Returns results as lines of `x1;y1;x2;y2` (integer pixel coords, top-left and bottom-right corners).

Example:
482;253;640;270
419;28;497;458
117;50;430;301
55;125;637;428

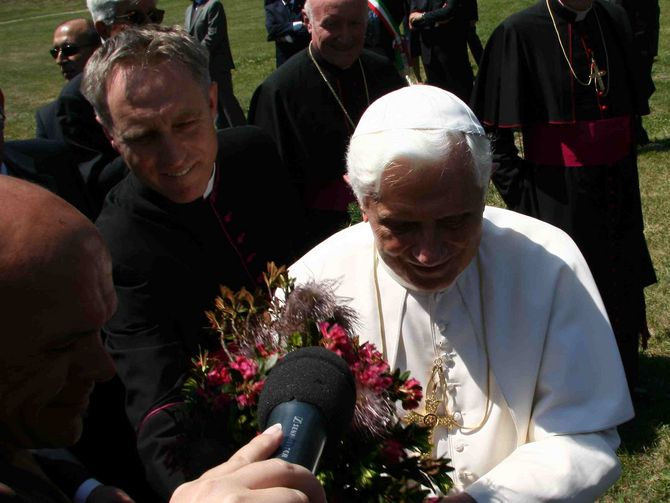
203;163;216;199
558;1;592;21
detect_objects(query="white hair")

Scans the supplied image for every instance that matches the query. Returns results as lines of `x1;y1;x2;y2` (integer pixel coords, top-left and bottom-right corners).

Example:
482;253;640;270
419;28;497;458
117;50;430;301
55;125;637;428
346;128;491;204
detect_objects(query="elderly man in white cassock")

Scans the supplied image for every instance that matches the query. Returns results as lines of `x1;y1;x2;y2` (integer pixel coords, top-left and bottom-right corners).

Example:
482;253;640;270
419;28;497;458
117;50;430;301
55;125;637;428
288;84;634;502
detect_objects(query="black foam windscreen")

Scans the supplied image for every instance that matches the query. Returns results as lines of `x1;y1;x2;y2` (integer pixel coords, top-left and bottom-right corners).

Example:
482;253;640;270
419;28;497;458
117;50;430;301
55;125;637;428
257;346;357;441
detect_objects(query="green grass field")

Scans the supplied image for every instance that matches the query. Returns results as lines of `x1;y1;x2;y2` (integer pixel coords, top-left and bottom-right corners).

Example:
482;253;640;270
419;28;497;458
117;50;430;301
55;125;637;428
1;0;669;500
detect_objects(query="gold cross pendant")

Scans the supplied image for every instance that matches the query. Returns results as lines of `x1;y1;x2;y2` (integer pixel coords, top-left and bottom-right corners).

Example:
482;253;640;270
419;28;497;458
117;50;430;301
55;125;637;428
403;396;460;457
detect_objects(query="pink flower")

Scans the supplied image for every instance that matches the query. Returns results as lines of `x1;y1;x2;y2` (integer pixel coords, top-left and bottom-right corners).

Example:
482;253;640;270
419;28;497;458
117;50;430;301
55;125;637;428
319;322;356;363
229;355;259;380
356;362;393;393
207;366;232;386
399;378;423;410
236;393;255;408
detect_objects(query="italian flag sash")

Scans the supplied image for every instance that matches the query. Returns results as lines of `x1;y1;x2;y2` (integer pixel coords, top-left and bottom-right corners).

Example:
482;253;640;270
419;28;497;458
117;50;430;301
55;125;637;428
367;0;418;84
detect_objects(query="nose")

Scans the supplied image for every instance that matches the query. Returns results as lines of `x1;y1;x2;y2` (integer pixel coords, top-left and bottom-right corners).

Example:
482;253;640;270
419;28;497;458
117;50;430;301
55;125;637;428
412;225;447;266
55;50;66;64
78;333;116;383
159;136;188;172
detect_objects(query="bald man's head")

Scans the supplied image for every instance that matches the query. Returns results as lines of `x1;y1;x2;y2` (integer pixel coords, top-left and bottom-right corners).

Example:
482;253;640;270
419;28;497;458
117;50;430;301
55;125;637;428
52;18;100;80
0;178;116;451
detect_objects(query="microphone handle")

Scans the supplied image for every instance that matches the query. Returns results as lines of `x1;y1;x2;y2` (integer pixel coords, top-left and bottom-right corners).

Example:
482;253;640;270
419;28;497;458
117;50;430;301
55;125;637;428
267;399;327;472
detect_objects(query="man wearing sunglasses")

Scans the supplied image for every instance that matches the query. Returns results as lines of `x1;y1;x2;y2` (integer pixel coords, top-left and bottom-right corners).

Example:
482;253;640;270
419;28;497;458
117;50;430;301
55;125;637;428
50;19;101;81
36;19;100;142
47;0;165;221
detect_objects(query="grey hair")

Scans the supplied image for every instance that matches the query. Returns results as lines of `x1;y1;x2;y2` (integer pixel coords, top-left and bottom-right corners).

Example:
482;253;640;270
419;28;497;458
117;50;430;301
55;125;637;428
82;25;211;129
346;128;492;204
86;0;130;25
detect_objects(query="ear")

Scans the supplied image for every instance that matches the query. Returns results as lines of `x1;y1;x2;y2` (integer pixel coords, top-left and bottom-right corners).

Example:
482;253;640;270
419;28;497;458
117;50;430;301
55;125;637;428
97;115;119;152
303;9;312;34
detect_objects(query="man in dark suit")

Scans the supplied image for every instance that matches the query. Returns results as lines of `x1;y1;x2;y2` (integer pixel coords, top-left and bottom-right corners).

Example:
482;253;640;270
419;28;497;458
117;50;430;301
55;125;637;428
265;0;310;67
36;19;100;143
185;0;246;128
409;0;474;102
82;25;304;500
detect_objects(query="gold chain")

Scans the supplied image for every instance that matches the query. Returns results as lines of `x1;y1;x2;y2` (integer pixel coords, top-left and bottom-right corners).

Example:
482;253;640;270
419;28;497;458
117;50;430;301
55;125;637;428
546;0;610;94
373;249;492;452
308;43;370;129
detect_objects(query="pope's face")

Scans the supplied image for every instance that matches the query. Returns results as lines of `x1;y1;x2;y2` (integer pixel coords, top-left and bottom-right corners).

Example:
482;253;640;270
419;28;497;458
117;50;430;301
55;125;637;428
0;236;117;450
362;145;484;292
306;0;368;69
105;61;218;203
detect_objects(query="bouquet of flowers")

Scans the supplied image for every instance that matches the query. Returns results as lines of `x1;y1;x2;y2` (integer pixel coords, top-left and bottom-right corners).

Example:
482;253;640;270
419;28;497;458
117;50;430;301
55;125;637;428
181;262;453;501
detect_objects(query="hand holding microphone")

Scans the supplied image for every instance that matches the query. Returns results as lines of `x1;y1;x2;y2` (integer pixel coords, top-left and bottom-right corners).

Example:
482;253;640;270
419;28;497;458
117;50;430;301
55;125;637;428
257;346;357;472
170;423;327;503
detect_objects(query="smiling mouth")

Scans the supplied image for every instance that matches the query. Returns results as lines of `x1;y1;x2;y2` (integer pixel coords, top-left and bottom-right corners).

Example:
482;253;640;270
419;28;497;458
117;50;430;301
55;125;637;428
164;166;192;178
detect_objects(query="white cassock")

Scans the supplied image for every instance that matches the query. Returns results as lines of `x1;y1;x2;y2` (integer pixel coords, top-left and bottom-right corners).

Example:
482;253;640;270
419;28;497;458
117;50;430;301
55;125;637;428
288;206;634;502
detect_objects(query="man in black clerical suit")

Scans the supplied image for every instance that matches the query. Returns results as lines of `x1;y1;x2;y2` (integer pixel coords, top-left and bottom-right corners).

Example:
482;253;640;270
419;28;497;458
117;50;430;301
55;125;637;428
249;0;405;257
84;25;305;501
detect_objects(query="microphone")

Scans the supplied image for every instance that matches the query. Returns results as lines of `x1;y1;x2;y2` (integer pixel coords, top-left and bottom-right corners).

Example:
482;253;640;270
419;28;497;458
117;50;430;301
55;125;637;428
257;346;357;472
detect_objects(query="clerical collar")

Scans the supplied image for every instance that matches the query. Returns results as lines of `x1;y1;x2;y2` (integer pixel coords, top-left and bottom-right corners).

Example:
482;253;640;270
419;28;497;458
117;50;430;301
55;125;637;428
556;0;591;21
203;163;216;199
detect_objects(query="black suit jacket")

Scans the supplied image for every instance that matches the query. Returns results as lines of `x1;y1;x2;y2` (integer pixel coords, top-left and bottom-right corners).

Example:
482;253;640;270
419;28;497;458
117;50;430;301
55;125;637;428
3;139;97;219
265;0;310;66
96;126;305;500
35;100;64;142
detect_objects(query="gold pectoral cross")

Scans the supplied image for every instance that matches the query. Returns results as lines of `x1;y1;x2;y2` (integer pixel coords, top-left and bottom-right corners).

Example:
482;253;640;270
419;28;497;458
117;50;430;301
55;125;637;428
403;394;460;457
403;358;460;458
590;57;606;92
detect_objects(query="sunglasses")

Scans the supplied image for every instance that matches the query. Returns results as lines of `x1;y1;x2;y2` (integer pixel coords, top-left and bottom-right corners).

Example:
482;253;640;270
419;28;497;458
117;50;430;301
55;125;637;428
113;8;165;26
50;43;94;59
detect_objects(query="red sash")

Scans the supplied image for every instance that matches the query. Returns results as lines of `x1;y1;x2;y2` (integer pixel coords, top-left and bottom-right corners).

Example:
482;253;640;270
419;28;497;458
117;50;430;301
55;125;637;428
523;116;633;167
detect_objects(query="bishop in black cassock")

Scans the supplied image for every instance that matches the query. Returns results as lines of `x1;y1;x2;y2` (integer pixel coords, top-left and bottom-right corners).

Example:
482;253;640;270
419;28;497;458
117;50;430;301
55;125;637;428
470;0;656;393
248;44;404;256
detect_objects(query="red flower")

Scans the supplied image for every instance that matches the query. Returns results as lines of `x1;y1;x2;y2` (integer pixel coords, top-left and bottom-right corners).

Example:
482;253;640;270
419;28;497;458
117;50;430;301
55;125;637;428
207;366;232;386
319;322;356;364
399;377;423;410
229;355;258;380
